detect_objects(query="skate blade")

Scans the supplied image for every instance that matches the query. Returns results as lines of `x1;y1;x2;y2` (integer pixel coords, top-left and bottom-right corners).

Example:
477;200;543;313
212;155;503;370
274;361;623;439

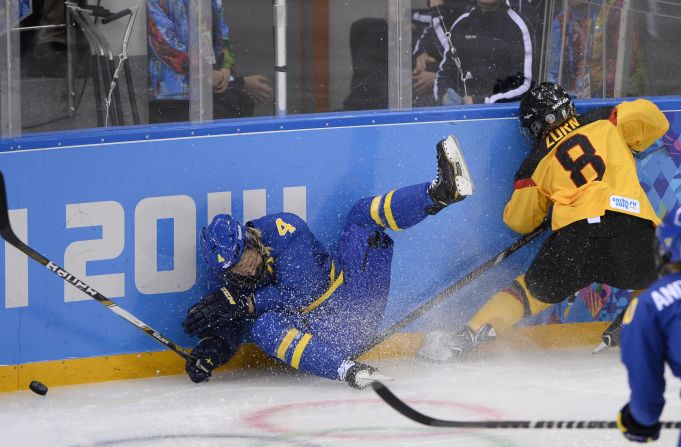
442;135;474;195
356;373;394;389
372;373;394;382
592;341;609;354
416;331;456;362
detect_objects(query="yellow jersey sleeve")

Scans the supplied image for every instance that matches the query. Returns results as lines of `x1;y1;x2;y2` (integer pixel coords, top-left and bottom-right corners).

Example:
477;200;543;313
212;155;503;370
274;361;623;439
503;178;551;234
614;99;670;152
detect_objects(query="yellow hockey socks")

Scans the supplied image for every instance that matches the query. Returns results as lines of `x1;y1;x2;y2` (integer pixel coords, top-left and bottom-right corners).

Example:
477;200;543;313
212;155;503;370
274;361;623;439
468;275;551;333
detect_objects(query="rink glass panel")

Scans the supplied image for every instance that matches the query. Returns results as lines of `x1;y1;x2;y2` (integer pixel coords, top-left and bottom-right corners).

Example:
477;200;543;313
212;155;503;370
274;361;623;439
1;0;680;136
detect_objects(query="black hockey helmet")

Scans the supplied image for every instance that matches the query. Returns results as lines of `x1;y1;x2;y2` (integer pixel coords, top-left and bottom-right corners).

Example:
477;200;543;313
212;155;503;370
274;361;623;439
519;82;575;142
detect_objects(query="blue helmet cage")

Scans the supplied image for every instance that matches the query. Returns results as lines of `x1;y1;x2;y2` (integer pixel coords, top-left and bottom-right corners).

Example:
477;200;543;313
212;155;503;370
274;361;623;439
201;214;247;272
656;207;681;264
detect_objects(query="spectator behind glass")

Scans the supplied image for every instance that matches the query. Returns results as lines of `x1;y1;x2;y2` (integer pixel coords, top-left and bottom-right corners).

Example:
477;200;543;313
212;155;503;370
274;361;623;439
414;0;539;106
434;0;534;105
640;0;681;96
147;0;272;124
342;17;388;111
31;0;66;72
589;0;645;98
342;0;470;110
548;0;646;99
547;0;600;98
412;0;470;107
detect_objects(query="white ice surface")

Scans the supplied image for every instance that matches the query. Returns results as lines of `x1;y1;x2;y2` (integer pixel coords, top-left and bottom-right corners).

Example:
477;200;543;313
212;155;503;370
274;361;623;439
0;348;679;447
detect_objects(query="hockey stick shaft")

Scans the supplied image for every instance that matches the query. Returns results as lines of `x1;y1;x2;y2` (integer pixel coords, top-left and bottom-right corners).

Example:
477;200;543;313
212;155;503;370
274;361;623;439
635;142;667;161
365;220;550;351
372;381;680;429
0;172;195;362
602;304;626;339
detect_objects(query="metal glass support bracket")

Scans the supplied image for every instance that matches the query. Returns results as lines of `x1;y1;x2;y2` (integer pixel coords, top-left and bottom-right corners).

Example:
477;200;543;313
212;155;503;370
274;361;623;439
188;0;213;123
387;0;412;110
273;0;287;117
1;0;22;138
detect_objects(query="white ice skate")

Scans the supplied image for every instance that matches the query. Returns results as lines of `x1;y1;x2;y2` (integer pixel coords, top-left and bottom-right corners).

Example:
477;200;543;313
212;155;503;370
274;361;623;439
341;360;393;389
441;135;474;197
418;331;458;362
418;325;496;362
427;135;475;214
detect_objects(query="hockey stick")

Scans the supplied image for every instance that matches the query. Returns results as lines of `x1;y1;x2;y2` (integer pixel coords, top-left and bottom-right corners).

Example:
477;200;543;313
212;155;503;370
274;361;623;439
372;381;681;430
364;220;550;351
635;142;668;161
0;172;196;362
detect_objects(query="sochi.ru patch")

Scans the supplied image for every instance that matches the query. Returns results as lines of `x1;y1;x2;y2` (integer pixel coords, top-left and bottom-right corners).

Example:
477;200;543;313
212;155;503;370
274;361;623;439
609;195;640;213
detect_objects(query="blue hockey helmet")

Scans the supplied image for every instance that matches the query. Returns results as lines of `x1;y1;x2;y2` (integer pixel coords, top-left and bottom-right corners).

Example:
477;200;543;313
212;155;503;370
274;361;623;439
656;207;681;264
201;214;247;272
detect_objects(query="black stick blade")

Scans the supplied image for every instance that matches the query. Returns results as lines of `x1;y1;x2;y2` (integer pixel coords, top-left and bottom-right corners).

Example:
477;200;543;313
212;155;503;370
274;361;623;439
0;171;11;237
372;381;441;427
0;171;32;252
372;381;532;428
372;381;680;430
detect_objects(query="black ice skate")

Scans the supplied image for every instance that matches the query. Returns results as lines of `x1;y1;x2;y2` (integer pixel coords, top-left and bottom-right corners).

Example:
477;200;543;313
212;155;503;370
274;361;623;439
593;307;626;353
341;360;392;389
418;324;496;362
427;135;474;214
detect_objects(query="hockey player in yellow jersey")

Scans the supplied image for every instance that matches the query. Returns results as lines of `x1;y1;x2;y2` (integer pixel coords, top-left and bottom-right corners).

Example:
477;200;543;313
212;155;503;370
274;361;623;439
419;82;670;361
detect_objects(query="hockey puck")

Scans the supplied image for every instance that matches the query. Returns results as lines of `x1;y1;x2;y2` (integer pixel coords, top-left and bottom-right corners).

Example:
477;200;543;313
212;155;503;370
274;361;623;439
29;380;48;396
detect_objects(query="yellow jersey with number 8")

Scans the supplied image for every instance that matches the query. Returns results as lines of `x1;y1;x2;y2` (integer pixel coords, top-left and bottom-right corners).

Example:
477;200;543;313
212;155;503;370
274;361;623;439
505;99;669;233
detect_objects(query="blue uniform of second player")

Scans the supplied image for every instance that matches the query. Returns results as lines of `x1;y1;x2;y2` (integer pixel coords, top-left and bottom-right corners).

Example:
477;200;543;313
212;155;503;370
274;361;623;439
618;206;681;444
181;136;474;388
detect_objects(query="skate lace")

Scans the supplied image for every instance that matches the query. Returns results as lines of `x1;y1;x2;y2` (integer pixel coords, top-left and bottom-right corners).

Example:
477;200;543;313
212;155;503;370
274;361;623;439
431;153;444;188
337;360;355;382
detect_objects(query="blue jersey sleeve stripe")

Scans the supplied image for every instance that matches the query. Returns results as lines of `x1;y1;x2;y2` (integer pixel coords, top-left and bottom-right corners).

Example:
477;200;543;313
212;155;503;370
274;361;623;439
276;328;299;361
291;333;313;369
384;190;402;231
370;195;386;227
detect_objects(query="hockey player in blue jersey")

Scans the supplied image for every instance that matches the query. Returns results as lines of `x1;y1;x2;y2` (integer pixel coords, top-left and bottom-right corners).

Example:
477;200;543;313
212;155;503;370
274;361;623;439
181;136;474;388
618;205;681;444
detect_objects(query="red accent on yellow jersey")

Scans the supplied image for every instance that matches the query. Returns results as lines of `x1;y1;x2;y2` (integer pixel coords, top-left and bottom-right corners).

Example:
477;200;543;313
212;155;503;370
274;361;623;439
514;178;537;189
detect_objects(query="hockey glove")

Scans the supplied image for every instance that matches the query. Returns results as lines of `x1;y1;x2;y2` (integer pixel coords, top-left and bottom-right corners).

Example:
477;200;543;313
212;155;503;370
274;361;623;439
617;403;661;442
182;287;254;337
185;336;233;383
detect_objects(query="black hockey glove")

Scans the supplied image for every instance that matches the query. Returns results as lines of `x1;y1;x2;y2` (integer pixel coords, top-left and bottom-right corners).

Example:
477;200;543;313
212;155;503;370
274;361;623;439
182;287;254;337
185;337;233;383
617;403;661;443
